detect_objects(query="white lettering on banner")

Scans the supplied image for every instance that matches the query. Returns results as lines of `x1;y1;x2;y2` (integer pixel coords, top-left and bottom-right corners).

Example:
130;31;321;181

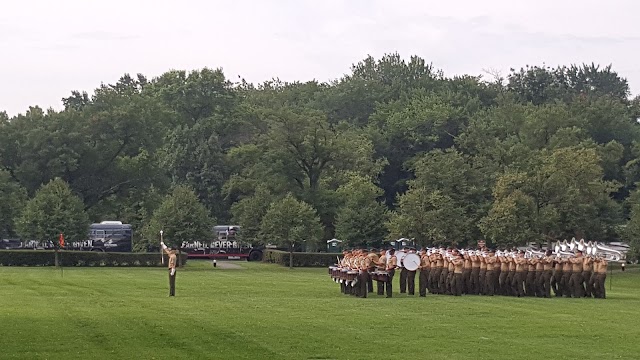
181;241;243;249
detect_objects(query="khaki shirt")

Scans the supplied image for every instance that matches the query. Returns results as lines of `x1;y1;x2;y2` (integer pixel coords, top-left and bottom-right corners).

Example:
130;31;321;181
387;256;397;270
164;249;177;269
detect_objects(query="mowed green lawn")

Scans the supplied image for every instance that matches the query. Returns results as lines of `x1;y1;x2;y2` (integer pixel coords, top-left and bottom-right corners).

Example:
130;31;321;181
1;261;639;360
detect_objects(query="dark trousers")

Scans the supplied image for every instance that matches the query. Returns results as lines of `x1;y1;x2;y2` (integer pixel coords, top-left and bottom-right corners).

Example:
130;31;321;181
540;270;552;298
581;271;592;297
505;272;514;296
525;270;536;296
169;269;176;296
470;268;480;295
533;271;542;297
462;269;472;294
478;270;486;295
430;268;441;294
588;272;597;299
494;268;501;295
561;271;572;297
407;270;416;295
513;272;525;297
439;269;449;294
376;279;385;295
485;271;495;296
400;268;408;293
551;270;562;296
569;272;584;298
594;273;606;298
498;270;508;295
419;269;429;296
452;273;463;296
385;269;395;297
358;271;369;298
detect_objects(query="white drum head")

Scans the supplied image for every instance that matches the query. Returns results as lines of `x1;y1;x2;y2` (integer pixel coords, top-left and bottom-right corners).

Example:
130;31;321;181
403;253;420;271
396;251;406;266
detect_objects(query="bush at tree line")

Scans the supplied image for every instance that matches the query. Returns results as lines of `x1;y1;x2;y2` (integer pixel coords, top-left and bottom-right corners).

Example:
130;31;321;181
0;250;188;267
263;249;341;267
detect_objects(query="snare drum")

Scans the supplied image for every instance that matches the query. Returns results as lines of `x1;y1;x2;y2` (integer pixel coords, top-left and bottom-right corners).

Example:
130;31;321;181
375;270;389;282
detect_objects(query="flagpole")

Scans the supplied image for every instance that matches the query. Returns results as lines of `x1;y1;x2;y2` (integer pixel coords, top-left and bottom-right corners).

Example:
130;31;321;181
59;233;65;278
160;230;164;265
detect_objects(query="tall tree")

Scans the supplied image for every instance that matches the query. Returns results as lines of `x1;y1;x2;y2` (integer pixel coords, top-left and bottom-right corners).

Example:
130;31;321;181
260;194;322;268
141;185;213;257
16;178;89;266
0;171;28;238
334;174;388;248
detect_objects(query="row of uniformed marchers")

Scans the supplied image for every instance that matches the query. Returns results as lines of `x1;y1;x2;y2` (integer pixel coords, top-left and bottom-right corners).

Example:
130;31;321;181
328;247;611;299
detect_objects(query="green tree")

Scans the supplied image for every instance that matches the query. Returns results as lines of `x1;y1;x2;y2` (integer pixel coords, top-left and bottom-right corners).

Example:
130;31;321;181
623;189;640;260
480;147;621;246
334;174;388;248
260;194;322;268
16;178;89;266
387;188;468;247
230;184;274;245
0;171;28;238
142;185;213;263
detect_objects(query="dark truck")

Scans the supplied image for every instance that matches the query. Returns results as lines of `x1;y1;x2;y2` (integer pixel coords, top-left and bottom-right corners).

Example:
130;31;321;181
7;221;133;252
70;221;133;252
181;225;263;261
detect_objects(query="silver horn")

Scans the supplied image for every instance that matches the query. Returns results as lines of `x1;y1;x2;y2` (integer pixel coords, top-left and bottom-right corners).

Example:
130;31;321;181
593;242;625;262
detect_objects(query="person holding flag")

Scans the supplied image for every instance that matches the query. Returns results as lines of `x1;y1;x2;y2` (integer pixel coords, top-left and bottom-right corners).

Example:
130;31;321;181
160;240;178;297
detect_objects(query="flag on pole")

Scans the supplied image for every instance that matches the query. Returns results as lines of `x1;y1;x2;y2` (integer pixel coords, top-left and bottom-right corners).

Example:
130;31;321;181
59;233;65;248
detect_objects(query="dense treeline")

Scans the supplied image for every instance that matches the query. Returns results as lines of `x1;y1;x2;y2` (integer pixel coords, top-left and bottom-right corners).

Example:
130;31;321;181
1;54;640;256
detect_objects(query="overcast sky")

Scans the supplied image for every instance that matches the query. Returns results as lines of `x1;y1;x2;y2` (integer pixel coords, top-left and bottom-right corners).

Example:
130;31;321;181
2;0;639;116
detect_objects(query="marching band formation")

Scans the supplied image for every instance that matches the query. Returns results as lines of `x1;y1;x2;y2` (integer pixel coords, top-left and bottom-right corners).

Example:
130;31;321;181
328;238;625;299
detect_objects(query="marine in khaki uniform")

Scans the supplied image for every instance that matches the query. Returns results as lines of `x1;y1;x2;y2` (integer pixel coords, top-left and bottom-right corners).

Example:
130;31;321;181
493;251;501;295
498;252;509;296
418;249;430;297
568;251;585;298
593;256;607;299
446;252;455;295
439;253;449;295
451;253;464;296
376;249;387;296
539;250;554;298
506;255;516;296
478;252;487;295
385;249;397;298
431;252;443;294
161;241;178;297
463;251;472;294
533;256;544;297
525;257;537;297
513;251;527;297
469;252;480;295
366;249;380;294
582;255;593;298
551;255;563;297
484;250;496;296
399;247;409;294
358;249;371;298
406;248;418;295
561;256;572;298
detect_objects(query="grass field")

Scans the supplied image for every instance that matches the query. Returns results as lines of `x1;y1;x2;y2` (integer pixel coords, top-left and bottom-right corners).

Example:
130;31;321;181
1;261;639;360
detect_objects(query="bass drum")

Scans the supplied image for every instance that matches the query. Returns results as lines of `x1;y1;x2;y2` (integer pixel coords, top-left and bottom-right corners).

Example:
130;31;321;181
403;253;420;271
395;251;406;267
